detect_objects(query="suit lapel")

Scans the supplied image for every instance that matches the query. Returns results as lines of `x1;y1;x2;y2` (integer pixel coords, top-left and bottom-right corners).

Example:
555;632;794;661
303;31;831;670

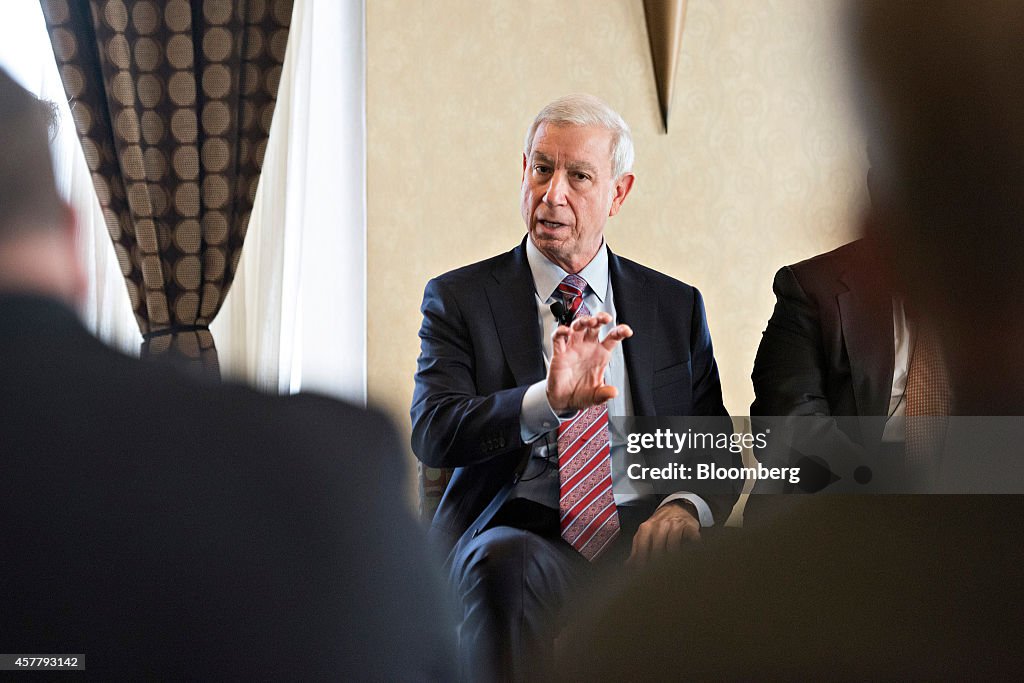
484;239;546;387
610;250;655;415
838;263;894;424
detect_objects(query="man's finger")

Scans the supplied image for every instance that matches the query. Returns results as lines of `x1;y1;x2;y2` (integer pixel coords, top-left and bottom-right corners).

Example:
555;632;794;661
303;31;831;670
570;315;592;332
552;326;570;354
593;385;618;403
667;526;685;553
629;525;654;567
601;324;633;350
644;524;670;556
659;525;677;554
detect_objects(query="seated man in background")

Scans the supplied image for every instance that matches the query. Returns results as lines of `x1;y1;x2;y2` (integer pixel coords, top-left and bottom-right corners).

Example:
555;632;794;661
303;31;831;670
555;1;1024;678
0;68;454;680
411;93;737;681
747;161;950;522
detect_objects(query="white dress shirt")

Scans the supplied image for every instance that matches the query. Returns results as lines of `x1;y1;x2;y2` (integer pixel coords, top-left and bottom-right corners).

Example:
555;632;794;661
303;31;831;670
882;297;914;442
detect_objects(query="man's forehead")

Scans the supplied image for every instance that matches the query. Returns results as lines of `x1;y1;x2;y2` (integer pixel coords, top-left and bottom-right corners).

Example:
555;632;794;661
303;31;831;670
528;123;615;168
530;149;599;168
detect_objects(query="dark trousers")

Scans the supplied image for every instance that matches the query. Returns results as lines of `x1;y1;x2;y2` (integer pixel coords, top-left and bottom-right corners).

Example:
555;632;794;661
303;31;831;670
449;498;654;682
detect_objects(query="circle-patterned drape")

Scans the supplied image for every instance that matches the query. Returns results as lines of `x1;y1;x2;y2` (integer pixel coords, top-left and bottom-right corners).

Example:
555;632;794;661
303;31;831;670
41;0;293;376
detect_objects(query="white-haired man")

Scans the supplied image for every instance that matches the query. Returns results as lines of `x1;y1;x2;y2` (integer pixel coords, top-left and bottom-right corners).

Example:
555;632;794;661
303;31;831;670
411;94;737;681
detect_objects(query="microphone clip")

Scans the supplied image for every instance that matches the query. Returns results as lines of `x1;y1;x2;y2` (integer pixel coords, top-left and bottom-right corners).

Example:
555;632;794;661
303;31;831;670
550;301;574;327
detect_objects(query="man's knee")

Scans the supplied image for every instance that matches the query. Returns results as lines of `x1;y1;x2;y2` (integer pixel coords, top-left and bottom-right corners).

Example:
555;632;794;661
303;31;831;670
451;526;533;601
452;525;579;616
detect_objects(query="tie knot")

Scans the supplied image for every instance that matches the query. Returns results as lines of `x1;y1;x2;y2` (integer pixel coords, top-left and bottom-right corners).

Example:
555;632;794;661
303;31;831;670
556;274;589;319
558;274;587;298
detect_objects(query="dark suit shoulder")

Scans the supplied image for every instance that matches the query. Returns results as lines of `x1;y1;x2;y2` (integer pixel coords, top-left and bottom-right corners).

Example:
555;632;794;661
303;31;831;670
120;349;376;430
192;379;402;479
272;389;393;433
611;251;699;296
785;240;867;286
427;244;519;286
274;392;405;478
46;334;403;486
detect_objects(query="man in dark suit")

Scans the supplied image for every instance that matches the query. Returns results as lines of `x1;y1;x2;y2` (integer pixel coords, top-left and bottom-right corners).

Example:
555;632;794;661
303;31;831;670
746;239;904;516
752;240;893;431
0;68;454;680
411;94;737;680
746;159;942;518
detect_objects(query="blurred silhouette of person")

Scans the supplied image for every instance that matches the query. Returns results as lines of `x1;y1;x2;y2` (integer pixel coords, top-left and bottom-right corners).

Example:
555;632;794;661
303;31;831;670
852;2;1024;415
0;67;455;680
555;2;1024;678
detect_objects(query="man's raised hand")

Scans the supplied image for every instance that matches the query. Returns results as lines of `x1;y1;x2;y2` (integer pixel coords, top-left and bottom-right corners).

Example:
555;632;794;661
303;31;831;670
545;312;633;414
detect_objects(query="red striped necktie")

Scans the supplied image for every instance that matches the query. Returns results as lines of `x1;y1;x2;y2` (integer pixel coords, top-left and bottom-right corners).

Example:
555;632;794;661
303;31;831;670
556;274;620;561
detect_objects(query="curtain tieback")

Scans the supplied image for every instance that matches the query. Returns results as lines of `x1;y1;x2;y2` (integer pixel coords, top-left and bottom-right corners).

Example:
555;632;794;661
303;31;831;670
142;324;210;340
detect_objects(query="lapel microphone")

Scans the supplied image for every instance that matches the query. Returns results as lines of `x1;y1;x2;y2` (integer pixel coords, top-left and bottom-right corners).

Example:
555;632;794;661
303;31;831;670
550;301;573;327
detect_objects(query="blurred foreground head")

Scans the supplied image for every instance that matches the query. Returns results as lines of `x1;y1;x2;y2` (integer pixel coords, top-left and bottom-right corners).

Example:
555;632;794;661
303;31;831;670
850;1;1024;412
0;68;62;237
0;67;80;302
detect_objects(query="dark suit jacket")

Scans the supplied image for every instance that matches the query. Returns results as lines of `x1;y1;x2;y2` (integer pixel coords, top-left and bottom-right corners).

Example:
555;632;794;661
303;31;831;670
747;240;895;516
411;239;736;556
752;240;894;425
0;294;455;680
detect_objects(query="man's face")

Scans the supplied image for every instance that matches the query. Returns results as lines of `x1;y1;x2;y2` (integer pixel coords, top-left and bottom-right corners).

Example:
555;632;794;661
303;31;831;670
520;122;634;273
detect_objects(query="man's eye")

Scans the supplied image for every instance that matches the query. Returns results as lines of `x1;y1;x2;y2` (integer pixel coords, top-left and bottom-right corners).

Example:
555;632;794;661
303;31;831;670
573;172;591;181
534;165;551;174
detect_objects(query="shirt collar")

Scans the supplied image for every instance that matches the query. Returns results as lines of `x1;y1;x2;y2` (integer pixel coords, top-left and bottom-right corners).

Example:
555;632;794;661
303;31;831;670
525;236;609;303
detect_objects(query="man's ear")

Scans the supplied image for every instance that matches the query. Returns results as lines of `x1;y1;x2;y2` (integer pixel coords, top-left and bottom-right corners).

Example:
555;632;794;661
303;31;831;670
608;172;635;217
522;152;528;182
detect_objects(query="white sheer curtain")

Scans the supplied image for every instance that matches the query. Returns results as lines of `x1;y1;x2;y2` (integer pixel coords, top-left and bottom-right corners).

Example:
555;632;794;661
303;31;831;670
1;1;367;403
0;2;139;355
213;0;367;403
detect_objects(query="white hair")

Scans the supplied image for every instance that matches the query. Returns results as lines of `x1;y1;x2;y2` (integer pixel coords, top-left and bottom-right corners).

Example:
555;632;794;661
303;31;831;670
523;94;635;178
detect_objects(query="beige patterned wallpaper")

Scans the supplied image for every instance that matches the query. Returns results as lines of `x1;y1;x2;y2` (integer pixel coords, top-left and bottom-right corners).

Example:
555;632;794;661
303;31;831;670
366;0;865;455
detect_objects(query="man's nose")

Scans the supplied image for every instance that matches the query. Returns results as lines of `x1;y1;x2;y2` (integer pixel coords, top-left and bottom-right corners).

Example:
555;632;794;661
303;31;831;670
543;170;568;206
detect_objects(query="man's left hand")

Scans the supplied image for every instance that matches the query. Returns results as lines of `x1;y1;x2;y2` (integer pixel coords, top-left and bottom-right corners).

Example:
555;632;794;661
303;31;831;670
626;501;701;569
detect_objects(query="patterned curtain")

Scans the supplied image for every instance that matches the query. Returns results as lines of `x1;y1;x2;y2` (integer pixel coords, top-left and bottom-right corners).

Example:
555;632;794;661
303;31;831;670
40;0;292;376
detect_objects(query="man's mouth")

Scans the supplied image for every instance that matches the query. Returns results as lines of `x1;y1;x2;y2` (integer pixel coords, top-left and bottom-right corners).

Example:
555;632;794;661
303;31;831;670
538;219;567;229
